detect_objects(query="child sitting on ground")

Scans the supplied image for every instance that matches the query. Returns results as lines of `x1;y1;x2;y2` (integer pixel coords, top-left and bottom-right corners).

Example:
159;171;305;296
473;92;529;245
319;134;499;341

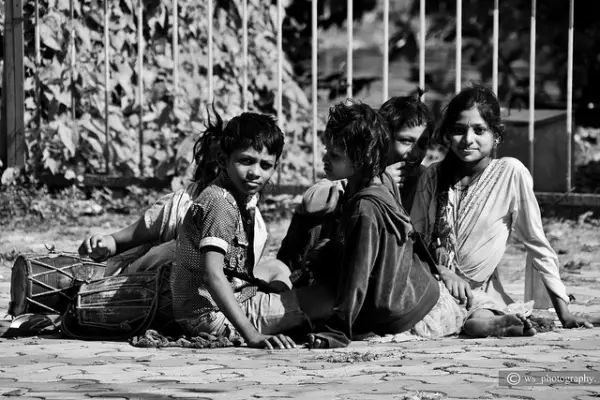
304;101;465;349
77;114;287;287
171;110;335;350
411;85;592;337
76;120;221;275
277;90;434;275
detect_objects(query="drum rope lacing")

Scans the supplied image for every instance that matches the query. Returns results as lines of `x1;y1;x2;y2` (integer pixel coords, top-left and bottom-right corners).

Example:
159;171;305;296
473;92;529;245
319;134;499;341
61;264;170;341
10;251;106;316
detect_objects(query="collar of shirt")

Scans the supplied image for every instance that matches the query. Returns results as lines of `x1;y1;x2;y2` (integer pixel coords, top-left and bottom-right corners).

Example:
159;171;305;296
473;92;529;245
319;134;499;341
213;172;259;211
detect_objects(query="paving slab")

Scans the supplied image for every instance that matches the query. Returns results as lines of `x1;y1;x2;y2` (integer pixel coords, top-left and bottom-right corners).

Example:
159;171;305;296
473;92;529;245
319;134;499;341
0;328;599;399
1;249;599;400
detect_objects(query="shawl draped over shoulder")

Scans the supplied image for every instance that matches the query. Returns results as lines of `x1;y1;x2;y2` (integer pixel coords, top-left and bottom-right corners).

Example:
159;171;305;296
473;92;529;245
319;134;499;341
410;157;569;307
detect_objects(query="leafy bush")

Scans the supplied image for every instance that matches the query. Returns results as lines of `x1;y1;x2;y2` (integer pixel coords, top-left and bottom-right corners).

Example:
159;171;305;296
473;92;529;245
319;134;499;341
1;0;317;184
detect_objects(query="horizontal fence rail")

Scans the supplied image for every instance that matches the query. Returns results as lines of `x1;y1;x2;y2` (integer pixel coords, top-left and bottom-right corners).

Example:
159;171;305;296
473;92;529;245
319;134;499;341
1;0;598;206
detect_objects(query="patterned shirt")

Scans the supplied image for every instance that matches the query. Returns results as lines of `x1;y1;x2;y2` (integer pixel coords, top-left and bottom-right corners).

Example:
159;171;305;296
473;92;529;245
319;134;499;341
171;174;259;320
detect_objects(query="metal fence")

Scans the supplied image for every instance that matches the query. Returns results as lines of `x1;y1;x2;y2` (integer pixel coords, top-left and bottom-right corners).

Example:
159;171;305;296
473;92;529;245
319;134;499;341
2;0;598;205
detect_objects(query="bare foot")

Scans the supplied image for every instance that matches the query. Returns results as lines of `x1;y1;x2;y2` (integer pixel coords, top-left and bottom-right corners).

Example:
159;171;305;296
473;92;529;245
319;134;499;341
464;313;537;338
521;315;537;336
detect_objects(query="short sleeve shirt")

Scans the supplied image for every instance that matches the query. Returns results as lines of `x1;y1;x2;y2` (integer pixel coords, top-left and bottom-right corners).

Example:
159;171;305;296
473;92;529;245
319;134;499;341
171;177;258;320
142;181;204;243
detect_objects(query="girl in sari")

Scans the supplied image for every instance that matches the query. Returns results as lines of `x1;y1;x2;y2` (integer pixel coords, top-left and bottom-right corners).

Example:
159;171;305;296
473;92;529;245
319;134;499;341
411;85;592;337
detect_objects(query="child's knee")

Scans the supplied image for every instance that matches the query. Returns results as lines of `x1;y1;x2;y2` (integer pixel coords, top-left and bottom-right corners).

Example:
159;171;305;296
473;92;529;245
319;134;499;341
255;259;291;282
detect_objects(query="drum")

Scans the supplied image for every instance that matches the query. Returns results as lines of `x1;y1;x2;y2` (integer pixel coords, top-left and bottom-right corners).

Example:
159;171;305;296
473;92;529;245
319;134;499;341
9;252;106;317
61;267;177;339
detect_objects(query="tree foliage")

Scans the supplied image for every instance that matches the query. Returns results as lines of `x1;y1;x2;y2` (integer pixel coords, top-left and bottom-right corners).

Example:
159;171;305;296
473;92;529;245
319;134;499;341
1;0;315;184
282;0;600;111
281;0;381;79
411;0;600;109
4;0;600;184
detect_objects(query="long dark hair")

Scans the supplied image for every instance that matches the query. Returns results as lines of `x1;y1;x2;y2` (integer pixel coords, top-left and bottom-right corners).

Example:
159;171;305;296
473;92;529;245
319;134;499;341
436;84;505;148
425;85;505;266
435;84;505;189
192;106;285;187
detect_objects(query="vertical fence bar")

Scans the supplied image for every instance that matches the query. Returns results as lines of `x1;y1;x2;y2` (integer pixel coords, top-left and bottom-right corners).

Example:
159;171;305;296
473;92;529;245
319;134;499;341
172;0;179;109
104;0;110;173
138;0;144;176
70;0;75;121
491;0;499;160
566;0;574;192
0;0;8;168
2;0;25;167
455;0;462;93
13;0;25;167
528;0;536;178
0;51;5;166
35;0;41;128
346;0;353;98
382;0;389;102
208;0;213;104
276;0;283;185
492;0;499;95
312;0;318;182
242;0;248;111
1;0;14;169
419;0;425;90
276;0;283;124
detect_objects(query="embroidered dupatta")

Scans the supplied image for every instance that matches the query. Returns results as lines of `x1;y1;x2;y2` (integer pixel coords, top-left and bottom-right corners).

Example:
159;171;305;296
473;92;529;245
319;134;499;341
411;157;569;304
429;159;506;284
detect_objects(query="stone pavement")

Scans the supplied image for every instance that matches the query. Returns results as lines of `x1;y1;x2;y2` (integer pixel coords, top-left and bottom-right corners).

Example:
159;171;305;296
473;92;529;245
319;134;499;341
0;328;599;400
1;280;600;399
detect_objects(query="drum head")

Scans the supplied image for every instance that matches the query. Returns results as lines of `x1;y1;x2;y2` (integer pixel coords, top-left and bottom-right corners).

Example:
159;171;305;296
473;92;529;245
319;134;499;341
9;256;31;317
9;253;107;317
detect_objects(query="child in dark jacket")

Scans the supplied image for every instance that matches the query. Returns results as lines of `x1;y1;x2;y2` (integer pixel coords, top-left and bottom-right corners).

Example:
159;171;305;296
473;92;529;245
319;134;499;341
277;91;434;276
305;101;464;349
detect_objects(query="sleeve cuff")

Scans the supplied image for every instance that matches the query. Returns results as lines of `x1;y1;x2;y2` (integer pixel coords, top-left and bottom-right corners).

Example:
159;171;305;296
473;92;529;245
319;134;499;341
199;237;229;252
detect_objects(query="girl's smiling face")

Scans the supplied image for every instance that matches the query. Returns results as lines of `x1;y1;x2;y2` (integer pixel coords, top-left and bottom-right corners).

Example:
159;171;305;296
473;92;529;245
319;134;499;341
322;142;356;181
224;147;278;196
448;107;496;163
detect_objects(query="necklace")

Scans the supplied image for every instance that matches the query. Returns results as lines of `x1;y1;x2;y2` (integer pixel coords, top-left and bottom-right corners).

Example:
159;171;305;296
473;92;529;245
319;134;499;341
455;158;491;190
454;159;491;209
